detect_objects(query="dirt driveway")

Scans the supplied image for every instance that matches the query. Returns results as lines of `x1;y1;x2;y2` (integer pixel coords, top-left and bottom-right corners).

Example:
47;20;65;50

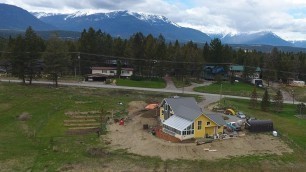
104;101;293;161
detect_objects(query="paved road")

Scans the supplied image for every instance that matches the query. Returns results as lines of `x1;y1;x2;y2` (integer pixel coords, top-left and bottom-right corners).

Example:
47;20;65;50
0;79;302;105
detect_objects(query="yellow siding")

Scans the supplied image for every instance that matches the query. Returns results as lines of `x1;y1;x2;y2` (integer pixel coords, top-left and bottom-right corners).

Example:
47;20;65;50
194;114;218;138
205;127;215;136
160;107;164;121
194;115;205;138
217;126;224;134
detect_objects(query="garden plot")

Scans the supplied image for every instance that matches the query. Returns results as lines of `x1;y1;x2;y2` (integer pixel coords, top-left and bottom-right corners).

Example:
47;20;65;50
64;111;104;135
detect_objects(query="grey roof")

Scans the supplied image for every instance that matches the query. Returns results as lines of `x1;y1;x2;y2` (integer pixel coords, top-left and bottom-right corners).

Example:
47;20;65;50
164;97;202;121
205;114;226;126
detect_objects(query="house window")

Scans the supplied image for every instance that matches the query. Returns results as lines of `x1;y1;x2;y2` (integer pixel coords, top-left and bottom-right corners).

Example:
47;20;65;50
182;123;194;135
198;121;202;130
121;70;128;74
102;70;107;73
207;122;210;126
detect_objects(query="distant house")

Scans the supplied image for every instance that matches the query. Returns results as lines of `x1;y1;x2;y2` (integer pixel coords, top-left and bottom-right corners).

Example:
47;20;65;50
229;65;244;78
87;67;134;81
159;97;225;141
202;65;227;80
229;65;261;79
91;67;133;77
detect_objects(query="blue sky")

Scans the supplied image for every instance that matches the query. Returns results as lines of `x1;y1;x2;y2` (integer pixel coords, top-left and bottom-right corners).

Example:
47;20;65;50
1;0;306;40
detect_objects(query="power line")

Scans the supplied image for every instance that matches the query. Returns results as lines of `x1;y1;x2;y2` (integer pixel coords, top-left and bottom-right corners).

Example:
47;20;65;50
1;50;306;76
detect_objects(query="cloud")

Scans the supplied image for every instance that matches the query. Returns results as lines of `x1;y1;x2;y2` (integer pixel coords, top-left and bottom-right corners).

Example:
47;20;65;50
1;0;306;40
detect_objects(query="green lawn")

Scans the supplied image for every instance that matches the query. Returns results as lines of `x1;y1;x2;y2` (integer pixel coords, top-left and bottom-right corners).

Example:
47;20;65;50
0;83;305;171
282;86;306;102
224;98;306;150
194;81;272;97
116;78;166;88
172;77;191;88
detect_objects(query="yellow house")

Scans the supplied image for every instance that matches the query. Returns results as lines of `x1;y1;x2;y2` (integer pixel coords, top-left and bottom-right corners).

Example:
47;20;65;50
160;97;225;141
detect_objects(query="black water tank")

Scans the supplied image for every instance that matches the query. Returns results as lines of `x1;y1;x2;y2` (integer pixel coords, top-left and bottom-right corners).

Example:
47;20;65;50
247;120;273;132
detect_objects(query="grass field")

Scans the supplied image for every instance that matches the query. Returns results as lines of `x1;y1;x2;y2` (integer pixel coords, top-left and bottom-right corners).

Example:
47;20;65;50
193;81;271;97
172;77;191;88
0;82;305;171
116;78;166;88
282;85;306;102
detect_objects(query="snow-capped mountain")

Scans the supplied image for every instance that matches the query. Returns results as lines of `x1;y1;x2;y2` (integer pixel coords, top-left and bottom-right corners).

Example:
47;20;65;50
221;31;292;46
34;10;211;43
290;40;306;48
1;3;306;49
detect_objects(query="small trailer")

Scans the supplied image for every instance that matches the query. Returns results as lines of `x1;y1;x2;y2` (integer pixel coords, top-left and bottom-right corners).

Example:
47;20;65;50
245;119;273;132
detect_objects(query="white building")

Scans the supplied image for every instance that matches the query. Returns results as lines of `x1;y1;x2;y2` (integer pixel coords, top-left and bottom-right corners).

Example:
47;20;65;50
91;67;134;77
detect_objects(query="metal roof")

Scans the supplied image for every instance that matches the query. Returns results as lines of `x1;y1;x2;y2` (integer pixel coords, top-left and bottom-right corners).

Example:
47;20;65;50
230;65;244;71
205;114;226;126
164;97;202;121
163;115;193;131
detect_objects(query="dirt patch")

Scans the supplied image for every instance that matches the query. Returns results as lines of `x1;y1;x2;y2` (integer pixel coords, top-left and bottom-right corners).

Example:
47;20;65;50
75;101;92;104
141;109;158;118
87;147;111;157
294;115;306;119
17;112;31;121
127;101;147;115
65;111;101;116
66;128;100;135
105;101;293;160
64;111;104;135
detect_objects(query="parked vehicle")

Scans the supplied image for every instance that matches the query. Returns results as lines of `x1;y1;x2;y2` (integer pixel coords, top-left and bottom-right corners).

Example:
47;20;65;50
226;122;241;131
236;111;246;119
251;79;263;87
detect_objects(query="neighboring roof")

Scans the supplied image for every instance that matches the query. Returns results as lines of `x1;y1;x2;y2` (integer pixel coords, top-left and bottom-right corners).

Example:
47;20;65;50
255;67;261;72
145;104;158;110
230;65;244;71
163;97;202;121
205;114;226;126
163;115;193;131
91;67;134;71
0;67;6;72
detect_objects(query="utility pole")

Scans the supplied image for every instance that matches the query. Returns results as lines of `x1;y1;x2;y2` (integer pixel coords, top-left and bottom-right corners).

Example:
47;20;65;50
182;76;185;94
292;90;295;104
74;60;77;79
78;54;81;75
78;53;81;78
219;84;223;106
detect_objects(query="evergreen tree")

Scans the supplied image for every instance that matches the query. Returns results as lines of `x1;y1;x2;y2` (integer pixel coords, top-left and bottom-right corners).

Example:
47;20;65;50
23;27;45;84
202;42;210;62
296;103;306;117
209;38;223;63
8;27;44;84
261;89;270;111
116;60;122;78
273;89;283;112
43;34;70;87
8;35;26;83
250;87;258;108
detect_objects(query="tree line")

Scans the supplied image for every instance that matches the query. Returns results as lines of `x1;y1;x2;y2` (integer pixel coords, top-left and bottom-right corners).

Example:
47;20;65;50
0;27;306;85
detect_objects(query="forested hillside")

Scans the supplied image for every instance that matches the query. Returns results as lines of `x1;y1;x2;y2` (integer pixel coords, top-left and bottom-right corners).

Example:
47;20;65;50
0;27;305;83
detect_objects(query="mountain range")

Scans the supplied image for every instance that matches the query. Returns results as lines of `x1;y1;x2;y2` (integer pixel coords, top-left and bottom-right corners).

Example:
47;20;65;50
0;3;306;49
33;10;211;43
